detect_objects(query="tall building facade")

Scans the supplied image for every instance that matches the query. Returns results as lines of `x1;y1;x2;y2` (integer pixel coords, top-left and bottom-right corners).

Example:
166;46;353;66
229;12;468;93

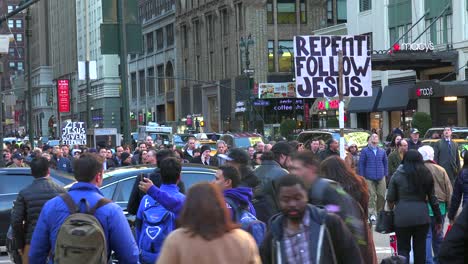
0;1;26;135
175;0;340;134
49;0;78;126
128;0;176;131
29;0;55;137
346;0;467;137
76;0;122;130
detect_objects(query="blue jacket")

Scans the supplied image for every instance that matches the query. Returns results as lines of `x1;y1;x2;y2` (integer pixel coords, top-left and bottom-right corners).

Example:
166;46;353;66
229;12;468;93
135;184;185;263
448;169;468;220
359;145;388;181
28;182;139;264
55;157;72;173
224;187;256;220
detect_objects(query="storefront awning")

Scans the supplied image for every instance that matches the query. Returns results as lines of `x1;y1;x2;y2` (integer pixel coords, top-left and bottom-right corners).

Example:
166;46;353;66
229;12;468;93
372;51;458;72
376;83;412;111
347;86;382;113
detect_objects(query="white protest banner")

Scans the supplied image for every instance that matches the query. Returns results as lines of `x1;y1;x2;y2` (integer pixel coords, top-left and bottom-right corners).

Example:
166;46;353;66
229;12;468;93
294;35;372;98
62;121;87;145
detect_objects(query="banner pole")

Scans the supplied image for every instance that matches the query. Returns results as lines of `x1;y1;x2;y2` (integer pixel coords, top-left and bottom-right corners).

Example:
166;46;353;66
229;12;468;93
338;50;345;160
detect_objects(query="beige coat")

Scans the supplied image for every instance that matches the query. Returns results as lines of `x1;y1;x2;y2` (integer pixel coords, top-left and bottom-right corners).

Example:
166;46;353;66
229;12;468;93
157;228;261;264
425;162;453;209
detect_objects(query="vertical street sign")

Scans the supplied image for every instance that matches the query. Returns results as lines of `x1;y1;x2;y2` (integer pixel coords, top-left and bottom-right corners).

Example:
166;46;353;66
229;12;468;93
57;79;70;113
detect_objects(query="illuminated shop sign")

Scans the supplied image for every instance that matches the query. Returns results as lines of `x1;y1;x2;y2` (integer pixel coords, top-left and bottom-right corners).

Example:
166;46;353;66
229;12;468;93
416;87;433;97
273;99;304;111
318;99;339;110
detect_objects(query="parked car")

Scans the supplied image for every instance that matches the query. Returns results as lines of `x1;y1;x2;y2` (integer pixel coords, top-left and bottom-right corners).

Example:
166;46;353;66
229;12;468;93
296;129;373;149
69;164;217;213
422;127;468;140
0;168;74;253
220;133;264;149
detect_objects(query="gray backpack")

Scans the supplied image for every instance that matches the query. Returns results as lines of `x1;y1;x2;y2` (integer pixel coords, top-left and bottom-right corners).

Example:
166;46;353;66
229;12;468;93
54;193;111;264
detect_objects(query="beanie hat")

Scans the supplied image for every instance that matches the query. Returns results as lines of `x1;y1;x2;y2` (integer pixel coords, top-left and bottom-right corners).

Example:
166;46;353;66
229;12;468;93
200;145;211;154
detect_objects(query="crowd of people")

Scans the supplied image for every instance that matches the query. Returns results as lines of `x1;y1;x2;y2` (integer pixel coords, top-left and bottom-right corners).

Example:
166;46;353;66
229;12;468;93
5;127;468;264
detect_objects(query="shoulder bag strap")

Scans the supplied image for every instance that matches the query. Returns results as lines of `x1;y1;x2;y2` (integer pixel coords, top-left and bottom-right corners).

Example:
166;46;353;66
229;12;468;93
60;193;78;214
89;198;113;215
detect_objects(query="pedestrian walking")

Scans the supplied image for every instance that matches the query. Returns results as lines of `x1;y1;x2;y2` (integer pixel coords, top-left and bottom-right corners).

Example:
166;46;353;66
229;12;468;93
318;138;340;161
260;174;364;264
386;134;402;156
407;128;423;151
434;127;460;185
28;153;139;263
418;145;453;264
157;182;261;264
136;157;185;263
219;148;259;189
386;150;442;264
289;152;369;262
387;139;408;184
10;157;66;264
253;142;293;221
447;152;468;224
345;143;360;174
359;133;388;224
438;203;468;264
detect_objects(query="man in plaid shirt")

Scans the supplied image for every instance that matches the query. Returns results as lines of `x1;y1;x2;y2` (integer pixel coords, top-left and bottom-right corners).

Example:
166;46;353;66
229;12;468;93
260;174;363;264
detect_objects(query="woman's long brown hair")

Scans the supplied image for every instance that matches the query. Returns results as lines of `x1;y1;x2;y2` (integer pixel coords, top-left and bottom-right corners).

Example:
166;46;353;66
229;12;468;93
320;156;369;216
179;182;238;240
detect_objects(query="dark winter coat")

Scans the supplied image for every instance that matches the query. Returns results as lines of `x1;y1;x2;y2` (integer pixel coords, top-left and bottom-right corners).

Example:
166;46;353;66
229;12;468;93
10;177;66;248
438;203;468;264
260;204;364;264
448;168;468;221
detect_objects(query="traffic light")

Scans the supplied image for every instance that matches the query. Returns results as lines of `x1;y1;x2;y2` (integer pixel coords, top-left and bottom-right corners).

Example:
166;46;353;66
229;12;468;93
130;112;135;120
200;120;205;127
147;112;152;122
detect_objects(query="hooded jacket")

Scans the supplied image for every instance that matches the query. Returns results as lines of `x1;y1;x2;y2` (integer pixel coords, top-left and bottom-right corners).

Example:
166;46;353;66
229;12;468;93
260;205;363;264
224;187;256;220
448;168;468;221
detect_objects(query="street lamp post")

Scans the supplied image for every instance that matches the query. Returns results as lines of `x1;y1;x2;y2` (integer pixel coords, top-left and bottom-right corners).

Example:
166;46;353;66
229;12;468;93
240;35;255;132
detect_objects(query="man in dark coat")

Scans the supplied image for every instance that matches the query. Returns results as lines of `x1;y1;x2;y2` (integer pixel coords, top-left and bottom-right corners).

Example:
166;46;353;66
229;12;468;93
10;157;66;263
191;145;218;166
318;138;340;161
434;127;460;185
407;128;423;150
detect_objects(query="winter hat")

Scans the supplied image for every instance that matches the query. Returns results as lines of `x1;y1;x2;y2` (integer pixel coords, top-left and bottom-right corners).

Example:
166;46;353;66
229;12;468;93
418;145;434;161
200;145;211;154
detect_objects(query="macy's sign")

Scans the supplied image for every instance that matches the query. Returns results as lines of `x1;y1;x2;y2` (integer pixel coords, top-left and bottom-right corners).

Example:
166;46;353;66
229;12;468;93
393;41;434;52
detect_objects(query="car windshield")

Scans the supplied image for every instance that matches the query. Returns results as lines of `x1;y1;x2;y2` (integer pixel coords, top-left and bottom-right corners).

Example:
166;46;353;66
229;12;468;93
234;137;263;148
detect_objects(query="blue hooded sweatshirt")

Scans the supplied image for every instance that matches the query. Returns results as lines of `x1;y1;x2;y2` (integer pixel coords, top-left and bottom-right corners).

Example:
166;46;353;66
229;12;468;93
224;187;256;220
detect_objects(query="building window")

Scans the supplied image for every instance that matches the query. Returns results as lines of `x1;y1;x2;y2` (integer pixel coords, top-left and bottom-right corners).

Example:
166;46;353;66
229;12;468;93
327;0;346;25
221;9;229;35
139;70;146;98
206;15;214;41
195;56;200;80
193;19;201;46
8;20;14;28
277;0;306;24
424;0;451;45
9;48;15;57
16;20;22;28
156;28;164;50
388;0;412;46
181;24;188;48
17;62;23;71
146;32;154;53
267;0;273;24
268;40;274;72
223;47;229;78
157;65;164;95
15;34;23;42
360;0;372;12
9;62;15;69
8;5;14;13
166;62;174;92
209;51;214;80
166;24;174;46
17;47;24;57
148;67;155;96
278;40;294;72
236;3;244;30
131;72;137;99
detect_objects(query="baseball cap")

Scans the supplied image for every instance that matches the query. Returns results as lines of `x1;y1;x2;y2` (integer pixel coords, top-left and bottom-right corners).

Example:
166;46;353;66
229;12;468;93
12;153;24;160
271;141;295;156
410;128;420;134
218;148;250;165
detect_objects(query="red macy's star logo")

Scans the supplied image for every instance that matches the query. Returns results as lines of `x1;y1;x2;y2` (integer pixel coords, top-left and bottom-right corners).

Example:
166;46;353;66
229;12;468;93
393;43;400;51
416;89;421;97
